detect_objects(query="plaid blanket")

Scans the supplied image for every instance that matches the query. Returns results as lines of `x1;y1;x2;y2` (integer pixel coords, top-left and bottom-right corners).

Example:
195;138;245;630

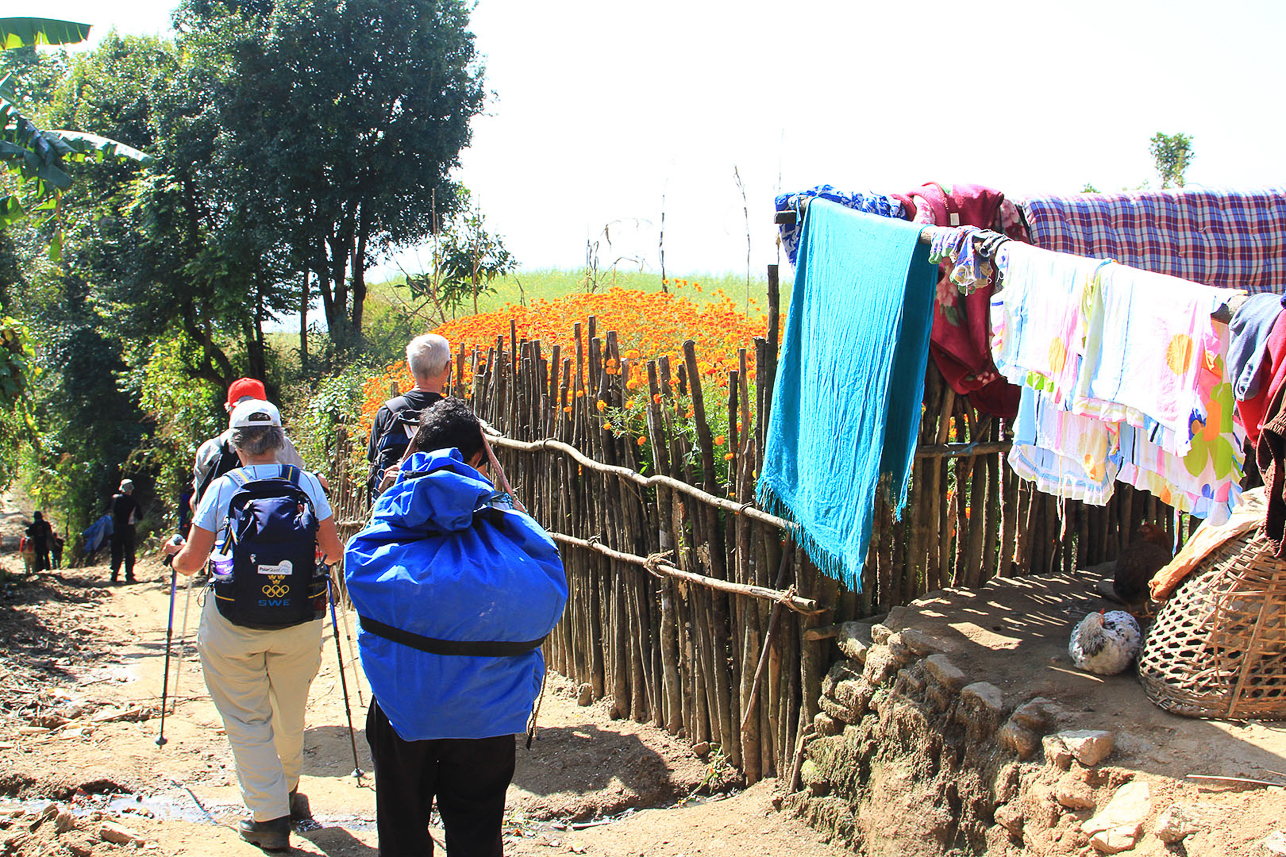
1019;188;1286;295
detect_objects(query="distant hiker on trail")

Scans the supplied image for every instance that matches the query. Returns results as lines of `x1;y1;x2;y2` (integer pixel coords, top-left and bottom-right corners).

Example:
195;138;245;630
366;333;451;503
164;398;342;853
109;480;141;584
346;398;567;857
190;377;314;509
24;511;53;572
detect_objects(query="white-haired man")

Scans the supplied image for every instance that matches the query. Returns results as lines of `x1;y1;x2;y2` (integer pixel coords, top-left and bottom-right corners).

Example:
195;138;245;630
366;333;451;502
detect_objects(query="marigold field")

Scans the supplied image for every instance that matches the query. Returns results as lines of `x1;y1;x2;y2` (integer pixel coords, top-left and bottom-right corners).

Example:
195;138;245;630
360;284;769;444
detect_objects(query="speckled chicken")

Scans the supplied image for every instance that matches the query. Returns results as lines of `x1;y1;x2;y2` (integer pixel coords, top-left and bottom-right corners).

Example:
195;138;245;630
1069;609;1142;675
1113;522;1173;613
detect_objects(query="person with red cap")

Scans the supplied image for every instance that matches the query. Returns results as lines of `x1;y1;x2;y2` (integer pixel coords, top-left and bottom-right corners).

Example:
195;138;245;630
191;378;308;508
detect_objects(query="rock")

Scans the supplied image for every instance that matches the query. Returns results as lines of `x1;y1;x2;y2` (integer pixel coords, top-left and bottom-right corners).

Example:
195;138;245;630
899;628;946;656
54;810;76;834
1082;781;1150;842
1089;825;1142;854
1261;831;1286;857
832;679;872;720
961;681;1004;714
871;623;893;645
924;655;966;692
1155;803;1201;843
895;667;925;695
576;684;593;706
1010;698;1053;732
799;760;825;796
998;722;1040;760
834;622;875;663
691;741;710;758
1058;729;1114;766
1042;735;1073;769
813;712;841;737
862;646;903;686
994;803;1023;835
99;821;146;846
1054;777;1096;810
886;632;914;663
819;694;859;726
822;660;860;696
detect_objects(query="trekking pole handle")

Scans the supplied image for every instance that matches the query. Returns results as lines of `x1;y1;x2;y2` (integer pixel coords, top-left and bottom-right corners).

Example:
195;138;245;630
163;534;185;567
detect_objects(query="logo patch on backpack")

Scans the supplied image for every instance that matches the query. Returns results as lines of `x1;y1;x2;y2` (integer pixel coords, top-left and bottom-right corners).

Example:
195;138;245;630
212;467;326;629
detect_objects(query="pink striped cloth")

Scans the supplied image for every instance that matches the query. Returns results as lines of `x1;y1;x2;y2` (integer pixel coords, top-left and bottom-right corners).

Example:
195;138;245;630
1019;188;1286;295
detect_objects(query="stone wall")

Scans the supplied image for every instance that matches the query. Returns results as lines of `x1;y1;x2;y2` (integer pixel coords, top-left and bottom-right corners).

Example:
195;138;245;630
785;616;1210;857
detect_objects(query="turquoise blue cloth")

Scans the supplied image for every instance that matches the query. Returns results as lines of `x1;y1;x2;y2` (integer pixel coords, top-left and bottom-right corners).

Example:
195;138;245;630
757;199;937;589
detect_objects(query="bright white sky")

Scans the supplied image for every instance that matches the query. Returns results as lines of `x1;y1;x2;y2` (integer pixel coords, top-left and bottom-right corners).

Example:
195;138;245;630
24;0;1286;277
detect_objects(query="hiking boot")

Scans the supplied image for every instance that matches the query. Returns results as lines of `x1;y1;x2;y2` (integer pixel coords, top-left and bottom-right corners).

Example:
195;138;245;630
239;817;290;851
125;575;137;583
109;573;118;583
288;788;311;821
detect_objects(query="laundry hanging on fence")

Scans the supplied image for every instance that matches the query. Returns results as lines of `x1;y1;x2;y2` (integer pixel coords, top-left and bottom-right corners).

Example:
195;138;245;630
1227;293;1286;402
989;241;1247;524
758;199;936;590
1019;187;1286;295
908;182;1022;419
774;185;905;266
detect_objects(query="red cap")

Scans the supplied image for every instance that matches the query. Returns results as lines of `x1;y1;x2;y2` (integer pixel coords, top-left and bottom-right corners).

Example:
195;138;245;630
226;377;267;408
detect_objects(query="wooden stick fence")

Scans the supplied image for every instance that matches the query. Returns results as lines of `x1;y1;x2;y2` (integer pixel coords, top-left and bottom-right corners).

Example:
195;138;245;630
324;263;1187;785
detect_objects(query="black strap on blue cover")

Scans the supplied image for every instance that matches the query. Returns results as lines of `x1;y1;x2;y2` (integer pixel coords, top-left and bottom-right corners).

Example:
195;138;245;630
358;615;546;657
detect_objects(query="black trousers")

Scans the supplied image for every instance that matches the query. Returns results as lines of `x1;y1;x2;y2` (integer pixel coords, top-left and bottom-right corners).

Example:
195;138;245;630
109;525;136;578
366;699;515;857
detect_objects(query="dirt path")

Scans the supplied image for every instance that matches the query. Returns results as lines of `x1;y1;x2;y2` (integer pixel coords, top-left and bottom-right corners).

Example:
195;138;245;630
0;495;852;857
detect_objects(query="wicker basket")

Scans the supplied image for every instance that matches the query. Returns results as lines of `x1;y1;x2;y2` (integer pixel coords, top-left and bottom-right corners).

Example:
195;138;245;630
1138;527;1286;720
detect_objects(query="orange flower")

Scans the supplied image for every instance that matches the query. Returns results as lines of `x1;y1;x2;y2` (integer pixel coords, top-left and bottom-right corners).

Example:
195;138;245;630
723;452;734;460
603;422;613;431
576;390;585;398
637;436;647;446
714;434;726;445
563;406;572;413
653;394;663;404
685;410;694;419
596;400;607;412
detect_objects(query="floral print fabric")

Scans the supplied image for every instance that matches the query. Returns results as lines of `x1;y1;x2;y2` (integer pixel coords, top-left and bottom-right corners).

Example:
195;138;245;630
993;246;1247;523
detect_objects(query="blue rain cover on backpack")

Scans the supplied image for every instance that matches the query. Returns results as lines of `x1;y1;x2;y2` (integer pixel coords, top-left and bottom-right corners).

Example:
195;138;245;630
344;449;568;741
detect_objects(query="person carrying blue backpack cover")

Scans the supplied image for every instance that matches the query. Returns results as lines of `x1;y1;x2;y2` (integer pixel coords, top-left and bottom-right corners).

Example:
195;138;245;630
345;398;567;857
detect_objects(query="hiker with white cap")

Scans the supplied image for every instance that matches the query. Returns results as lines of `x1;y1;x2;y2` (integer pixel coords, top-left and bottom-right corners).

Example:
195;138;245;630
109;478;141;583
164;398;342;853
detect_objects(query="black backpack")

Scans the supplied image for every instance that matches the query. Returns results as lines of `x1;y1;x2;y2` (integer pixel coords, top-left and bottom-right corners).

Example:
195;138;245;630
367;396;424;500
211;466;326;629
195;438;242;504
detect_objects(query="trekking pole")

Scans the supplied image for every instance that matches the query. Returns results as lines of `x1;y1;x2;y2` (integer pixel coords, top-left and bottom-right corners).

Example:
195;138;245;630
326;568;363;783
156;549;179;747
170;574;194;713
332;575;365;707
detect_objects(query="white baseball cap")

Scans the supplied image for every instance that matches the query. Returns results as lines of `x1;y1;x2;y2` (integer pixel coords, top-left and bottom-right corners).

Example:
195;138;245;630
229;399;282;429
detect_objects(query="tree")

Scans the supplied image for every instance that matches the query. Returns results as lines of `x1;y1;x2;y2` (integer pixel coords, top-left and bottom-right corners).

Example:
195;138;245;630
399;190;516;321
184;0;487;347
1149;132;1194;189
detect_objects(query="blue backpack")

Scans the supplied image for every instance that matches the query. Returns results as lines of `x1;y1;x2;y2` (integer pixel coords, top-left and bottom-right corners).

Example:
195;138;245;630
212;466;325;629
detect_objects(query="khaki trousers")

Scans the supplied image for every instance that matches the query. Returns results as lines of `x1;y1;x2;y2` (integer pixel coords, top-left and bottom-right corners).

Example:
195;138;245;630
196;596;323;821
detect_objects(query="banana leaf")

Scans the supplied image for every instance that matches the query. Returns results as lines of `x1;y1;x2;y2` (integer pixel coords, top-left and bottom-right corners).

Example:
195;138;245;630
0;17;91;49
